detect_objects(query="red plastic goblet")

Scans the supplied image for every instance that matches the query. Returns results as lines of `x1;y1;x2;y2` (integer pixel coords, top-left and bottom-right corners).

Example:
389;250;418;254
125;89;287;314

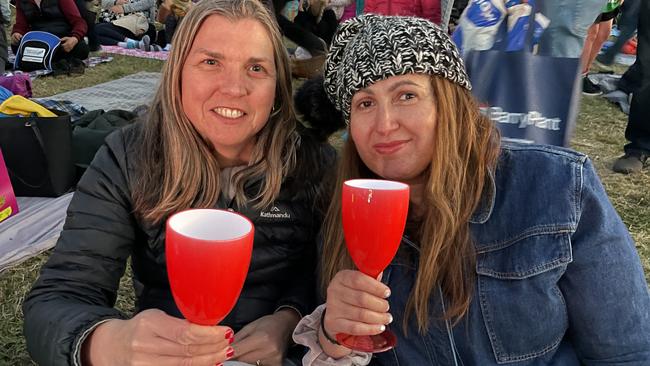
166;209;254;325
338;179;409;352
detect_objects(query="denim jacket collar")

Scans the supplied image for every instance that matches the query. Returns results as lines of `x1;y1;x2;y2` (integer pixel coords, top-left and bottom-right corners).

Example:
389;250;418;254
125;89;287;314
469;169;496;225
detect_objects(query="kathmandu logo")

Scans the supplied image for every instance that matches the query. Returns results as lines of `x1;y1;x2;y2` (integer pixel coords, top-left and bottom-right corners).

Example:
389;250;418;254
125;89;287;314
260;206;291;219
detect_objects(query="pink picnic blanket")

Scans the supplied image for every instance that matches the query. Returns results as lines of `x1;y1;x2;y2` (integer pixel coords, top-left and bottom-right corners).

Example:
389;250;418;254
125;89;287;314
100;45;169;61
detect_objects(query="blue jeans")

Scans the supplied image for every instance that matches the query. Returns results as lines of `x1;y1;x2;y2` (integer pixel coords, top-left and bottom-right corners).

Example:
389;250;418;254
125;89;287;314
537;0;607;58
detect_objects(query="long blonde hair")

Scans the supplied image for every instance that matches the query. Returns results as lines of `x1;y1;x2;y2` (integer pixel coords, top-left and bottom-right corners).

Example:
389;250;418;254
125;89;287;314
133;0;298;224
320;76;500;333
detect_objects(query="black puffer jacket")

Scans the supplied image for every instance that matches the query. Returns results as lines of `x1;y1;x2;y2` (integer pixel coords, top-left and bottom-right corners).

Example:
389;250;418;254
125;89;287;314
22;123;336;365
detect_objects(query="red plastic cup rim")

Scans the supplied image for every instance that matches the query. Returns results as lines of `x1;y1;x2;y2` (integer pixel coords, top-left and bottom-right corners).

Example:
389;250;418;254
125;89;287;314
167;208;253;242
344;179;409;191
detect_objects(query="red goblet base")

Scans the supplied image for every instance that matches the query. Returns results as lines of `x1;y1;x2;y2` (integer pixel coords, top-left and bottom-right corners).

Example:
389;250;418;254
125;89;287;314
336;329;397;353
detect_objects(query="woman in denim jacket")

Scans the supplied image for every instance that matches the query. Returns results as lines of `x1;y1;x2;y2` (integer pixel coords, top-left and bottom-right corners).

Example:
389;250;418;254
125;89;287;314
293;14;650;365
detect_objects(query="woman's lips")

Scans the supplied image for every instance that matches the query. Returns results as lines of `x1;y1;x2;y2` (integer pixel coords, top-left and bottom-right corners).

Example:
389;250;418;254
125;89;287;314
213;107;245;119
210;107;247;125
373;140;409;154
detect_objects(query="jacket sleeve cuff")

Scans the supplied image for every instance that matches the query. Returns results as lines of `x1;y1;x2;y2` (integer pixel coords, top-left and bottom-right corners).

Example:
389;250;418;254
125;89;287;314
72;316;124;366
292;304;372;366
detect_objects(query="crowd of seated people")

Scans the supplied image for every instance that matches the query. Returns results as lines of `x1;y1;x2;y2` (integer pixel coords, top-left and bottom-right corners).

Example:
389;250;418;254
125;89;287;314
2;0;451;73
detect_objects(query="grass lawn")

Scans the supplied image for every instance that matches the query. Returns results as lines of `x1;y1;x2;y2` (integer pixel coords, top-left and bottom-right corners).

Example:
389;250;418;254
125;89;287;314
0;55;648;365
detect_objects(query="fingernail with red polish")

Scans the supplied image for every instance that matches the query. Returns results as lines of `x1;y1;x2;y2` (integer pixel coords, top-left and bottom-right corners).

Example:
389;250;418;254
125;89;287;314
225;328;233;340
228;336;234;344
226;347;235;359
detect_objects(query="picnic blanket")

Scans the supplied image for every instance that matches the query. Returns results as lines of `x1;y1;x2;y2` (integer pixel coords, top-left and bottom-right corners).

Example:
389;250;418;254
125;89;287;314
100;45;169;61
0;72;161;271
0;194;73;272
5;55;114;80
36;71;161;111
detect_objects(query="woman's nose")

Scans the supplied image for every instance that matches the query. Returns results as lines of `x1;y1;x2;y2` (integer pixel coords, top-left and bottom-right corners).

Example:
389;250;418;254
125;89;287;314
217;70;248;97
375;104;399;134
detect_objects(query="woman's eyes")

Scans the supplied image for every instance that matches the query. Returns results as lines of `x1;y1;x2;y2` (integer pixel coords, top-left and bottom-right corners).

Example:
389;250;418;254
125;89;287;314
249;64;266;73
203;59;218;66
357;92;416;108
399;92;417;101
357;100;374;109
199;60;269;75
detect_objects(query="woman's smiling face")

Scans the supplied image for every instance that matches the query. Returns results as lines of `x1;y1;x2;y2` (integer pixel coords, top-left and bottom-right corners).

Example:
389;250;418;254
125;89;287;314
181;14;277;165
350;73;437;184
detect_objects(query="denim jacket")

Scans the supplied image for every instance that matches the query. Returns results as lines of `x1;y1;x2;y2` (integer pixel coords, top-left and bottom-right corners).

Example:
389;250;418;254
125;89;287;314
373;143;650;365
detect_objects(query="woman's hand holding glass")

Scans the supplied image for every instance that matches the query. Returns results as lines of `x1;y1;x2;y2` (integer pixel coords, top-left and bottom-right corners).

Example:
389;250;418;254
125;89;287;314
231;309;300;366
83;309;234;366
322;270;393;356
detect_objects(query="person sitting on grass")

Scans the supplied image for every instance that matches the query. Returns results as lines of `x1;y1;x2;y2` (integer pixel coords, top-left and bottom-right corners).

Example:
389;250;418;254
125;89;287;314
22;0;336;365
12;0;90;65
94;0;157;49
293;14;650;365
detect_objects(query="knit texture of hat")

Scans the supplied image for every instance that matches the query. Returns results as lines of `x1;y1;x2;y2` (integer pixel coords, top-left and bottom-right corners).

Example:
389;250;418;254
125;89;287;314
323;14;471;123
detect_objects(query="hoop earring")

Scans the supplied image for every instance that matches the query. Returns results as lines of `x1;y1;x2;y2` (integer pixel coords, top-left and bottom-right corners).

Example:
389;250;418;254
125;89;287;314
271;103;280;116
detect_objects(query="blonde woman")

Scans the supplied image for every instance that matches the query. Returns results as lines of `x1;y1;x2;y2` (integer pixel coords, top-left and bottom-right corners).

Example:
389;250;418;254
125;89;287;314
293;14;650;366
23;1;335;365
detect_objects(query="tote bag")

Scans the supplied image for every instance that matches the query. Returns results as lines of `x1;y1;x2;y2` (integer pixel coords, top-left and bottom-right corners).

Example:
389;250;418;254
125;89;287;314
462;6;581;146
0;110;75;196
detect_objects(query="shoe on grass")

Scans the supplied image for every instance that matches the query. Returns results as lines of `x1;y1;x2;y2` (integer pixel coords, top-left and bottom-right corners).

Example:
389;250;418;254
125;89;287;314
138;35;151;52
582;76;602;96
612;153;647;174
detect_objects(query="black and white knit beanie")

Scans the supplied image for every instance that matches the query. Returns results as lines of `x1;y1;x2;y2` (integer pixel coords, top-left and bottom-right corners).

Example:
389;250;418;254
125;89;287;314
323;14;471;123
